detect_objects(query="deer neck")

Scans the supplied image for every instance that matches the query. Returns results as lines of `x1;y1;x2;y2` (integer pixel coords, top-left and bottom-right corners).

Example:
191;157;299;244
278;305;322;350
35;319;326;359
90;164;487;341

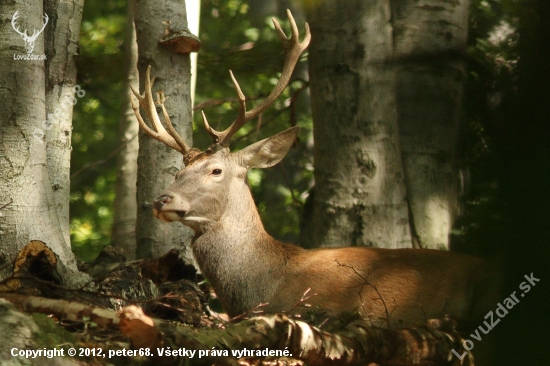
190;179;286;315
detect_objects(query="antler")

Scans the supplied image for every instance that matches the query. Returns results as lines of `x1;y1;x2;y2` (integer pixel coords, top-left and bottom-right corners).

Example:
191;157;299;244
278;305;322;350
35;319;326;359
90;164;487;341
11;12;48;40
202;9;311;146
130;66;191;155
11;12;27;37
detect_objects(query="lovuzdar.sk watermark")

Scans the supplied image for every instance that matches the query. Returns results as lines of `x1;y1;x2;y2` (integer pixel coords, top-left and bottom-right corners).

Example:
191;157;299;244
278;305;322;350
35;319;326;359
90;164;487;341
452;272;540;360
11;11;48;60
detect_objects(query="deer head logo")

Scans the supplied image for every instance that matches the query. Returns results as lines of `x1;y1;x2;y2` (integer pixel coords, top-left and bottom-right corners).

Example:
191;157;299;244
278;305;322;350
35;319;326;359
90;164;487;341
11;11;49;54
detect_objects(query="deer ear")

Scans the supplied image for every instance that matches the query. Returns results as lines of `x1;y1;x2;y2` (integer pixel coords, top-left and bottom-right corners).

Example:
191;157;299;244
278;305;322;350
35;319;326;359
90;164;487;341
234;127;300;169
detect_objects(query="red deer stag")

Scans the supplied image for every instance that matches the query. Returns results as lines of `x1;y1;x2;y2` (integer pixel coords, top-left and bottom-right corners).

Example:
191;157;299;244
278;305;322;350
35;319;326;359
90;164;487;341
130;10;500;328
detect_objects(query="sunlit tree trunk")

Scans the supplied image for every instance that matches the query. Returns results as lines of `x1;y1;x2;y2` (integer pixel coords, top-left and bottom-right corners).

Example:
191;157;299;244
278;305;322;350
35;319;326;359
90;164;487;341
114;1;200;260
112;0;139;260
0;0;80;281
43;0;85;248
187;0;201;107
302;0;468;250
134;0;194;259
301;0;412;249
392;0;469;249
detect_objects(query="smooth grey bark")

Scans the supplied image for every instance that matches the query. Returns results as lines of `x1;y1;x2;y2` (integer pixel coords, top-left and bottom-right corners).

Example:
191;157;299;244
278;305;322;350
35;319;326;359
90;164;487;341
0;1;79;281
43;0;84;248
301;0;468;250
301;1;412;249
112;0;139;260
134;0;194;259
392;0;469;249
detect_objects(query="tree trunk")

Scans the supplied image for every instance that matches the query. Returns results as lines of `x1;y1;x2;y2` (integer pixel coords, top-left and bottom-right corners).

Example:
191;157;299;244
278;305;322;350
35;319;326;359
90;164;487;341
392;0;469;249
302;0;468;250
112;0;140;260
134;0;194;260
187;0;201;108
43;0;84;249
0;1;79;282
301;0;412;249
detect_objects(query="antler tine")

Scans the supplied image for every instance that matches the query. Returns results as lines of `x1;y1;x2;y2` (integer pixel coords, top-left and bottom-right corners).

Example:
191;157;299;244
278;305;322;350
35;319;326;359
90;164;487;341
206;10;311;146
201;111;216;138
130;65;190;154
211;70;247;144
156;90;191;153
11;12;26;37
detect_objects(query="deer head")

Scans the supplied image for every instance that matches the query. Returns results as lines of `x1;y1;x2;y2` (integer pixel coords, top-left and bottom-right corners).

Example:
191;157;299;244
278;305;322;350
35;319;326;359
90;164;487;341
11;11;49;54
130;10;310;235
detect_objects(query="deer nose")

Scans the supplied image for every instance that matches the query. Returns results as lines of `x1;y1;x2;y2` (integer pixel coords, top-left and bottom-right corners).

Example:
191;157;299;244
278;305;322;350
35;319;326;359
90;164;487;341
154;194;173;212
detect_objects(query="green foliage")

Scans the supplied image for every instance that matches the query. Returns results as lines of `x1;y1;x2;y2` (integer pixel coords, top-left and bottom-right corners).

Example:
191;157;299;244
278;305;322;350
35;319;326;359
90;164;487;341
31;313;77;348
70;0;126;261
453;0;521;255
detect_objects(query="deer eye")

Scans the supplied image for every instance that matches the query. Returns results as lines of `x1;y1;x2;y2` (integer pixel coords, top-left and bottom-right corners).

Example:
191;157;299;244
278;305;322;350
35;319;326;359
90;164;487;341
212;169;222;176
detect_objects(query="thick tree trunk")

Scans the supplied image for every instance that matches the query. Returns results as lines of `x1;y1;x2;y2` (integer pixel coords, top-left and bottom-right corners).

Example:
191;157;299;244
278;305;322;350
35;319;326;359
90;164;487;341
112;0;140;260
301;0;412;249
43;0;84;248
0;1;79;281
302;0;468;249
392;0;469;249
134;0;194;259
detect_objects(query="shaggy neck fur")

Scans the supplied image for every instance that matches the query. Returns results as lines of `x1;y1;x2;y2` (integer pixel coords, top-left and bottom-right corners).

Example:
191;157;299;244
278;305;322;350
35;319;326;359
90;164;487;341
191;178;297;316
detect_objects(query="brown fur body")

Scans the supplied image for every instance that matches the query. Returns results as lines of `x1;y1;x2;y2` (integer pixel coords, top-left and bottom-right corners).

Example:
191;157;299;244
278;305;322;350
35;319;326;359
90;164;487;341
157;150;499;327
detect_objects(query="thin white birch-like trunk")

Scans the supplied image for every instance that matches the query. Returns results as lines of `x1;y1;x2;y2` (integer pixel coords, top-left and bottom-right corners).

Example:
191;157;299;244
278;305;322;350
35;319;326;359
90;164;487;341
187;0;200;107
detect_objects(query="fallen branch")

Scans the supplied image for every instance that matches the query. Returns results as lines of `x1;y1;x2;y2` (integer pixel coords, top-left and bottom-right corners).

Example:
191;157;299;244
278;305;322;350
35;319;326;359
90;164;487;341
0;292;119;329
0;292;468;365
119;306;468;366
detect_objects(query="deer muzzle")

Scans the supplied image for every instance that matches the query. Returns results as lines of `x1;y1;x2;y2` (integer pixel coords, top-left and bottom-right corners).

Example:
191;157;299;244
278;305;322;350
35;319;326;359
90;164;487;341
153;194;188;222
153;194;172;212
